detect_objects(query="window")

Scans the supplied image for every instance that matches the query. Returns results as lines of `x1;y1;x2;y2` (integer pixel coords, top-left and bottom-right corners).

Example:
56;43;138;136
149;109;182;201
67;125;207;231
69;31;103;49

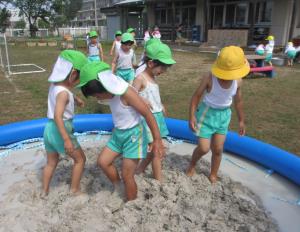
255;1;272;24
236;3;248;25
225;4;235;27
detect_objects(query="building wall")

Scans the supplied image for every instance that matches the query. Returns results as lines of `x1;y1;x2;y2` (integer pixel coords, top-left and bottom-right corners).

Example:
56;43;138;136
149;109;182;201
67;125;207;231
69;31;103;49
195;0;205;41
270;0;293;46
292;0;300;39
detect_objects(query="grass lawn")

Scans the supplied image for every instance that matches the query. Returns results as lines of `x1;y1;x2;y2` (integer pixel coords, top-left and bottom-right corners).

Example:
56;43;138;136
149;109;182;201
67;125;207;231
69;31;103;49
0;43;300;156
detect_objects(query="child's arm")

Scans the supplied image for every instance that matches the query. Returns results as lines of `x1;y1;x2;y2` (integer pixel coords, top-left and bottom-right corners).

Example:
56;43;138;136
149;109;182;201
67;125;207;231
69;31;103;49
132;75;152;110
110;41;116;56
99;43;104;61
132;52;138;69
123;87;165;158
233;79;245;136
54;91;74;154
189;74;210;132
74;95;85;108
111;53;118;74
162;104;167;117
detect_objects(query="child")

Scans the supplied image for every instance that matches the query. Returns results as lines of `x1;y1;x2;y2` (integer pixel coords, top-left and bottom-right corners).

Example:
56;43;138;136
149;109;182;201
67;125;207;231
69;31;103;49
112;32;137;84
135;38;162;77
87;30;104;62
134;42;176;181
42;50;88;196
78;61;165;201
255;43;265;56
285;42;296;66
186;46;249;183
143;27;152;43
265;35;275;66
127;27;137;50
152;26;161;40
110;30;122;56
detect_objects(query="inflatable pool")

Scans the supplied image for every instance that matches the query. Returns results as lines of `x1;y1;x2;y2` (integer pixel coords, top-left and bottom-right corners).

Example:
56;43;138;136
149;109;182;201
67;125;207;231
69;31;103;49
0;114;299;232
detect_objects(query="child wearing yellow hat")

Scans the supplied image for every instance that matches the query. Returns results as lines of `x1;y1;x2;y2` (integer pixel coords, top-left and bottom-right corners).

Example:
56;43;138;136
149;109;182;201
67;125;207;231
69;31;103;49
285;42;296;66
78;61;165;201
265;35;275;66
87;30;104;62
134;42;176;181
42;50;88;197
186;46;249;183
110;30;122;56
112;32;137;84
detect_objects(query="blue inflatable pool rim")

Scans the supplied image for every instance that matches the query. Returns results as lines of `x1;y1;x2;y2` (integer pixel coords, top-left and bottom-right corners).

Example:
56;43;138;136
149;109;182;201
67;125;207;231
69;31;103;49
0;114;299;186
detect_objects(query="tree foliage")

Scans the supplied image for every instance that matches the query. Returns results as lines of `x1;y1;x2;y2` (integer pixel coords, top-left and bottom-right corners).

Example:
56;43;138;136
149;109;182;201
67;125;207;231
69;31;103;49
11;0;51;37
0;0;11;32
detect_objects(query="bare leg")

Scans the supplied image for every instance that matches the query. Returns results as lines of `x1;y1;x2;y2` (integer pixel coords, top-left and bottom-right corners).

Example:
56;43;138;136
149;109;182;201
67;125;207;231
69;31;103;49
135;152;152;174
122;158;139;201
68;148;86;193
209;134;226;183
42;152;59;194
98;146;121;184
186;138;210;177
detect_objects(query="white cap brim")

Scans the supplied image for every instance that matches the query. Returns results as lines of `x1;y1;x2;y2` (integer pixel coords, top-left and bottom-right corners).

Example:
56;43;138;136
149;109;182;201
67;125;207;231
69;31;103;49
97;70;129;95
48;56;73;82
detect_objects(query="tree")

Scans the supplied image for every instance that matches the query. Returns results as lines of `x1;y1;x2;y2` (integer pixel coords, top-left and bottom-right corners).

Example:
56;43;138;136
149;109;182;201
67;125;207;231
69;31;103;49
14;19;26;29
38;18;50;28
0;1;11;32
11;0;51;37
50;0;83;30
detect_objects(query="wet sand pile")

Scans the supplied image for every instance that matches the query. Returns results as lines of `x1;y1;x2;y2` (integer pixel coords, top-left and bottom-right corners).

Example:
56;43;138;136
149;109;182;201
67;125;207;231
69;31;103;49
0;146;278;232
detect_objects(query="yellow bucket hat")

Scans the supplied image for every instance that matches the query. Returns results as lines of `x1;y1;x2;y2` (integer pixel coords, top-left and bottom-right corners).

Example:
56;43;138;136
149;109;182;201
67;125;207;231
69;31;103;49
211;46;250;80
266;35;274;41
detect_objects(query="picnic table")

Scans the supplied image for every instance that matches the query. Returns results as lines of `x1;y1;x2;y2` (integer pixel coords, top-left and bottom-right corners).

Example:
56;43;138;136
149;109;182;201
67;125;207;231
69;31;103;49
246;54;275;78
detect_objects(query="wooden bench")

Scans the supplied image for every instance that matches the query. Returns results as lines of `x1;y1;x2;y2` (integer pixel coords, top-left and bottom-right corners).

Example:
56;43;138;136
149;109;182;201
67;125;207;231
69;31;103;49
249;66;275;78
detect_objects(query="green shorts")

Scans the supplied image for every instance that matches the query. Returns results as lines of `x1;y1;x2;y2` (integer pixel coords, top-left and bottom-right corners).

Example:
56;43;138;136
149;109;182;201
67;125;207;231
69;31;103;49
107;123;147;159
287;51;296;59
142;111;169;143
88;55;101;62
43;119;80;156
265;53;273;62
255;50;264;56
116;68;135;82
194;102;231;139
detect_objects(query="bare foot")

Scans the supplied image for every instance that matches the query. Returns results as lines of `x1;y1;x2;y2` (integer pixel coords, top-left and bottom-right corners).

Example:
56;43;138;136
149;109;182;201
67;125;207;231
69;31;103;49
208;175;218;184
186;165;196;177
70;190;88;197
39;191;49;199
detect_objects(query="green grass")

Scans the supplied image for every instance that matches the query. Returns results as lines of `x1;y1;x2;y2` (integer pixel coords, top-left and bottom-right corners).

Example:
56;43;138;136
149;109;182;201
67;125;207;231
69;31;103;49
0;44;300;156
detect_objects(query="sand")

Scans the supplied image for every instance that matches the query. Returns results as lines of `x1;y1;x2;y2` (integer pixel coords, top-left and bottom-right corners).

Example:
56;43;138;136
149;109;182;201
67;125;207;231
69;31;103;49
0;143;278;232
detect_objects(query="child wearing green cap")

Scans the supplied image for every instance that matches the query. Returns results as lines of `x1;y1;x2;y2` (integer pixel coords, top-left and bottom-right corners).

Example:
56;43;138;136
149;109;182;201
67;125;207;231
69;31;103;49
134;42;176;181
110;30;122;56
78;61;165;201
127;27;137;50
112;32;137;84
87;30;104;62
42;50;88;197
186;46;249;183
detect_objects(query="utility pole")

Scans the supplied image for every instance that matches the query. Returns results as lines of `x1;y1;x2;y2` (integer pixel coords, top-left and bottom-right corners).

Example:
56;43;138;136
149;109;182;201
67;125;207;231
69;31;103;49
94;0;98;27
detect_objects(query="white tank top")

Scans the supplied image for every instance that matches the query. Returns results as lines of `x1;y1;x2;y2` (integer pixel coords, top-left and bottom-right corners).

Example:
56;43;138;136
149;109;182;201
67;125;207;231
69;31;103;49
115;40;121;51
139;74;163;113
47;84;74;120
109;95;141;129
203;75;237;109
88;42;99;56
117;48;135;69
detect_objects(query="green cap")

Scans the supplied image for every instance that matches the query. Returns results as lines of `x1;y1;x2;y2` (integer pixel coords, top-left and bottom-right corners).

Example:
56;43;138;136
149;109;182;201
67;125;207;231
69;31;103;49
60;50;88;71
89;30;98;37
121;33;134;43
78;61;111;88
146;43;176;65
145;38;161;48
115;30;122;36
127;28;135;33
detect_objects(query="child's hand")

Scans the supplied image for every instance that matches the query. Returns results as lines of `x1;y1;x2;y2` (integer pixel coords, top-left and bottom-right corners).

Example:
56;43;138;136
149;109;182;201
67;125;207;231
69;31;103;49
64;138;74;155
149;139;165;159
189;116;197;132
239;121;246;136
75;96;85;108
